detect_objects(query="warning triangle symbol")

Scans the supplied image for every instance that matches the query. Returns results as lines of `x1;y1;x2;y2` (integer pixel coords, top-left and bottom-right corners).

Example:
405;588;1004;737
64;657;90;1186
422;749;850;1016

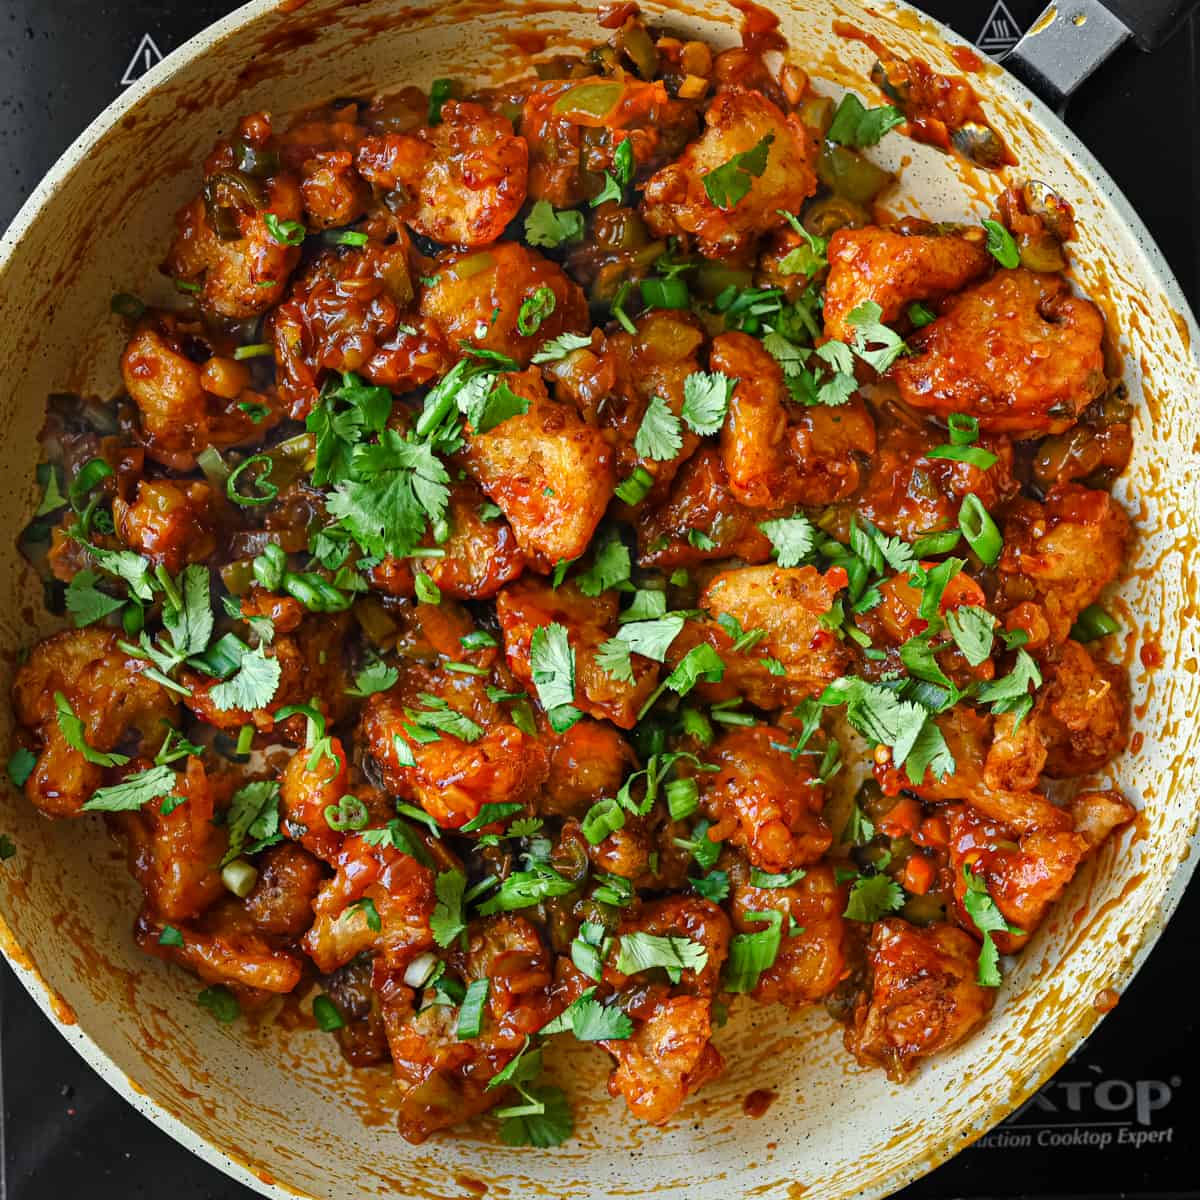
977;0;1024;57
120;32;165;87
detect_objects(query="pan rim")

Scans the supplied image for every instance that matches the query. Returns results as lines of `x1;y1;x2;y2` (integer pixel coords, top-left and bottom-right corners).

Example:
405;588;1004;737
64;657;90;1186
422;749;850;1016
0;2;1196;1198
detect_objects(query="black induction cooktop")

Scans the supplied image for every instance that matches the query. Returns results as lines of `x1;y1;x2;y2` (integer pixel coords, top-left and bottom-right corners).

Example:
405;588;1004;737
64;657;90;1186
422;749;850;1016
1;2;1197;1197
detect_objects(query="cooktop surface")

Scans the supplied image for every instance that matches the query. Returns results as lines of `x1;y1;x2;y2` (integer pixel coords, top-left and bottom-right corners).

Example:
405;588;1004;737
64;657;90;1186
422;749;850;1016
0;1;1196;1197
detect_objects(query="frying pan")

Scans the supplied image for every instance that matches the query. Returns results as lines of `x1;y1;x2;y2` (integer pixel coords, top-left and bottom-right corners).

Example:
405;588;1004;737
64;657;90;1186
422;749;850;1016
0;1;1197;1197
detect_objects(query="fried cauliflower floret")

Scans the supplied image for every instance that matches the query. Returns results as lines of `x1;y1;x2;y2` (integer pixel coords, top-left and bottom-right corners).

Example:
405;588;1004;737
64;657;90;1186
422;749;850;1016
460;368;615;570
299;149;370;228
713;332;874;508
1034;639;1129;777
636;447;778;569
270;239;452;418
136;900;306;1000
822;227;992;342
574;311;706;494
997;482;1130;641
106;757;228;922
369;479;526;601
120;313;277;467
112;479;218;572
356;100;527;246
668;565;851;709
243;842;326;937
641;88;817;258
358;665;549;829
605;993;724;1125
165;172;304;319
421;242;590;367
280;736;353;863
180;616;352;739
381;914;559;1143
702;726;831;873
854;421;1017;543
539;719;637;817
496;577;660;730
901;708;1071;835
947;804;1089;953
727;859;847;1007
12;629;178;819
600;897;730;1124
1070;788;1136;850
891;269;1108;435
303;829;437;975
846;918;994;1081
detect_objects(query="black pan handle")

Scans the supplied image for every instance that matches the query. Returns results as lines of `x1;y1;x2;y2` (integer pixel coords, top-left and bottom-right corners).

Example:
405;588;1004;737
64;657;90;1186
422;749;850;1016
1005;0;1197;114
1101;0;1197;50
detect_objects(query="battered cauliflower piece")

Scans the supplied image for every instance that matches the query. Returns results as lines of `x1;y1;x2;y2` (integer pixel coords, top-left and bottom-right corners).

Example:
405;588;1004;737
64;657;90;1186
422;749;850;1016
540;719;637;817
901;708;1072;835
854;421;1017;543
303;829;437;975
713;332;874;508
997;482;1130;641
891;269;1108;435
668;564;851;709
727;860;848;1008
946;803;1088;953
356;646;546;830
355;101;528;246
1034;639;1129;778
577;311;707;493
12;629;178;819
641;88;817;258
165;173;304;319
421;241;590;367
270;239;452;418
382;914;559;1143
602;898;730;1124
136;900;306;1000
180;616;352;740
459;368;615;570
121;313;278;466
604;993;724;1125
107;757;228;922
701;726;831;873
822;227;992;342
846;919;994;1081
636;447;778;570
112;479;218;573
496;578;660;730
369;479;526;601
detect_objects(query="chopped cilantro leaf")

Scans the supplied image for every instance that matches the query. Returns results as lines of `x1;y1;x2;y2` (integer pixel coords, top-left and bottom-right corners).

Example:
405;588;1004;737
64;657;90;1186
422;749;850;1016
532;331;593;364
681;371;734;436
430;868;467;947
844;872;905;922
530;623;582;732
962;865;1024;987
524;200;585;249
759;514;816;567
82;764;177;813
633;394;683;462
702;134;774;210
615;931;708;983
827;93;906;147
845;301;909;372
209;645;281;712
65;570;124;627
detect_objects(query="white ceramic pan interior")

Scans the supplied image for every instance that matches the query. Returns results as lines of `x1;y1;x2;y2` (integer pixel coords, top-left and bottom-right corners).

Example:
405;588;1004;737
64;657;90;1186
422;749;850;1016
0;1;1197;1197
